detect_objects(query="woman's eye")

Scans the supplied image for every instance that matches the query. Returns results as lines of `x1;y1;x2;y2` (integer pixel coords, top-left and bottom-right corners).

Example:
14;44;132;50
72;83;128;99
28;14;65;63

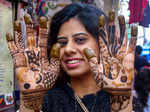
75;37;86;44
57;40;67;47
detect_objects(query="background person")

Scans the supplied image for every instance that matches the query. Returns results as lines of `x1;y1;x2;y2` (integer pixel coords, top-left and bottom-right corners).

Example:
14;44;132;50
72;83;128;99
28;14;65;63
134;45;150;74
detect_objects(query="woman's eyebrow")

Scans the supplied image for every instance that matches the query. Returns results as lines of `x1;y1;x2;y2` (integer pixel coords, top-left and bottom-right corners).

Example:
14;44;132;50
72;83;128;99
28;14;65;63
57;33;88;39
72;32;88;37
57;36;67;39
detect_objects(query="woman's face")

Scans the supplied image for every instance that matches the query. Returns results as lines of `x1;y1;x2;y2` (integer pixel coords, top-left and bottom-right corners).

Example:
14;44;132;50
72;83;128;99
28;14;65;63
57;18;99;77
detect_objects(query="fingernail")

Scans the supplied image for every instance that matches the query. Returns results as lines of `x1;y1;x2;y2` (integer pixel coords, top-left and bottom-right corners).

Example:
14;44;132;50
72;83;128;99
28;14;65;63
24;13;33;25
118;15;125;25
131;26;138;37
99;15;105;27
84;48;96;59
39;16;47;28
6;33;13;41
51;43;60;58
14;21;21;32
108;11;115;23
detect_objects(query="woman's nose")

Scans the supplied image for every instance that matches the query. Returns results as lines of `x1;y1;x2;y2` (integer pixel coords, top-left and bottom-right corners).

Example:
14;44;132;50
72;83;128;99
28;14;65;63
64;41;76;55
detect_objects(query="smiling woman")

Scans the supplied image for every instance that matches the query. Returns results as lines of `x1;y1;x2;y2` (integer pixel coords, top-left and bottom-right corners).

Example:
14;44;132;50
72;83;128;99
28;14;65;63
42;2;111;112
58;18;99;78
42;2;137;112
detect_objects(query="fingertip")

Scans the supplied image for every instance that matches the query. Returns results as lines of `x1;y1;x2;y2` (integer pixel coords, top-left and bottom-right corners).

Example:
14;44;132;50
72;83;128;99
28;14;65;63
131;25;138;37
99;15;106;27
118;15;125;25
14;21;21;32
24;13;33;25
39;16;48;28
108;11;115;23
51;43;61;58
6;32;14;41
83;48;96;60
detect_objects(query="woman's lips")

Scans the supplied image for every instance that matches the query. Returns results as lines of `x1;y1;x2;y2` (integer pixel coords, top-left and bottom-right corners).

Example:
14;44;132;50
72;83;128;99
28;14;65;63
64;58;83;69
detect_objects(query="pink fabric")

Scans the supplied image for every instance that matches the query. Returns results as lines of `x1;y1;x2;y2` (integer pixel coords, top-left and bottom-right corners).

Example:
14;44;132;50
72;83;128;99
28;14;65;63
129;0;148;24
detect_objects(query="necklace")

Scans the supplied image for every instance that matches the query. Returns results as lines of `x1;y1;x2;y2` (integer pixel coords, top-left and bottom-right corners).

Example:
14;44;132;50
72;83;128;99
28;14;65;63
74;93;97;112
67;83;97;112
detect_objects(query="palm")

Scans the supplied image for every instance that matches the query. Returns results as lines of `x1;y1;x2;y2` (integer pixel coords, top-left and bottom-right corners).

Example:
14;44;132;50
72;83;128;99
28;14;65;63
98;13;137;112
6;14;60;112
84;11;137;112
98;12;137;94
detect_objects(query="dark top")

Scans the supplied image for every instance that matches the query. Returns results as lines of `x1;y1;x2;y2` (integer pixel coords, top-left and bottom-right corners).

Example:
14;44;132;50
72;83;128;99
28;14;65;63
134;55;150;72
133;96;144;112
42;83;110;112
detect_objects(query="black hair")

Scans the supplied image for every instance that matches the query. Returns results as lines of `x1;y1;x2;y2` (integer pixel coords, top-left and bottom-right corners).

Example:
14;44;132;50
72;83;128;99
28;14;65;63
134;67;150;111
135;45;143;55
47;3;106;86
47;2;106;59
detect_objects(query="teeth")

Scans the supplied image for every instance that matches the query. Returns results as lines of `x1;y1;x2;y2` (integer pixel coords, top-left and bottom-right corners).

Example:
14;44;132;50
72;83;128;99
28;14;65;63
67;60;80;64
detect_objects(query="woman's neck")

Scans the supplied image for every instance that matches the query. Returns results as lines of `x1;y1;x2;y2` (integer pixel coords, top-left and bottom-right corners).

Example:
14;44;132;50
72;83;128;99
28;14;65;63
70;73;100;98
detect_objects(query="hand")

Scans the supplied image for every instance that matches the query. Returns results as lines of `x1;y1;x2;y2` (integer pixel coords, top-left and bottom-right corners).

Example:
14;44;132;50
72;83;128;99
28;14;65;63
84;11;137;112
6;14;60;112
98;11;137;94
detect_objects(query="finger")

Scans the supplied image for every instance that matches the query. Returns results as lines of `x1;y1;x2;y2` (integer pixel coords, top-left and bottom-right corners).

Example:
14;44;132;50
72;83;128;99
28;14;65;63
6;33;27;68
127;26;138;53
116;16;128;59
14;21;25;50
117;16;127;50
42;43;61;88
98;15;107;42
84;48;103;88
6;34;27;68
39;16;48;59
50;43;60;58
98;15;111;58
6;33;18;55
107;11;116;56
24;13;36;50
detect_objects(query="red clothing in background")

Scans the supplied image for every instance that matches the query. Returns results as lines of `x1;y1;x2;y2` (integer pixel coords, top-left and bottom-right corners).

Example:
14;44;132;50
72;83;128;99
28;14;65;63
129;0;148;24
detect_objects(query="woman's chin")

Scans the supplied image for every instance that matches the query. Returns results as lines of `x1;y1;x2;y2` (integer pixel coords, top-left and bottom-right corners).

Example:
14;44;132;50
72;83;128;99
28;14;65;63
65;68;89;78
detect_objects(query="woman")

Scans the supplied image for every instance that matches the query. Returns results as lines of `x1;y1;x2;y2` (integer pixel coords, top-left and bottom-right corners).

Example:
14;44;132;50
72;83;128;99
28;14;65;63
42;3;110;112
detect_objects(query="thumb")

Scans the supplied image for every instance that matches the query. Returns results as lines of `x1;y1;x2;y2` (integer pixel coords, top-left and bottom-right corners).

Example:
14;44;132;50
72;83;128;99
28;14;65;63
50;43;61;58
84;48;103;88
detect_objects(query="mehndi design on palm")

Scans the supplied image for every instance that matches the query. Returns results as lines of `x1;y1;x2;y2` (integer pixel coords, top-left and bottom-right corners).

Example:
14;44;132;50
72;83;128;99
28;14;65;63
84;11;137;94
98;11;137;94
84;11;137;112
6;14;60;112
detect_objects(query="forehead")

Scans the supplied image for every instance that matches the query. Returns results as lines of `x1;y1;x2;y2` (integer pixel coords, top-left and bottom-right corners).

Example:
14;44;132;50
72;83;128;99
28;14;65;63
58;18;87;36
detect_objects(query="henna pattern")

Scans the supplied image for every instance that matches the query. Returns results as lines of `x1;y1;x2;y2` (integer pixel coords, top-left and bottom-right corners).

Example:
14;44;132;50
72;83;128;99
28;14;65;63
35;73;42;84
97;11;137;92
24;83;31;89
84;11;137;112
14;21;25;51
21;88;49;111
25;50;40;70
84;49;103;87
110;95;131;112
43;58;60;88
15;31;25;50
6;14;60;112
